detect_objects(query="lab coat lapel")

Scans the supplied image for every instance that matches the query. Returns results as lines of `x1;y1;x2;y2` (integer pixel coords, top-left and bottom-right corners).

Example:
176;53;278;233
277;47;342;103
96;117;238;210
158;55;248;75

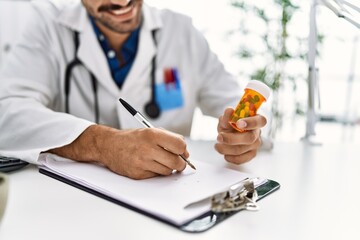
120;27;155;94
77;23;119;97
57;2;119;98
121;5;162;95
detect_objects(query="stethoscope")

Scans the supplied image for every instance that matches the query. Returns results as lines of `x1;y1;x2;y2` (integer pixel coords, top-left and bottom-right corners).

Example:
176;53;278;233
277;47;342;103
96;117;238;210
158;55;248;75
64;30;161;124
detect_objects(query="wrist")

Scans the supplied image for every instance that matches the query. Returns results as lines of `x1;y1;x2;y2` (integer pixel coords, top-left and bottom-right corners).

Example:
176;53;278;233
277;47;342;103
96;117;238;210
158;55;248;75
82;124;122;165
49;124;106;162
79;124;103;161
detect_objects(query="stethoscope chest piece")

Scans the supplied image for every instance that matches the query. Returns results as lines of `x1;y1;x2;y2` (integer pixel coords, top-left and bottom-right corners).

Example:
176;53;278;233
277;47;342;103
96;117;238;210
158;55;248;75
144;100;161;119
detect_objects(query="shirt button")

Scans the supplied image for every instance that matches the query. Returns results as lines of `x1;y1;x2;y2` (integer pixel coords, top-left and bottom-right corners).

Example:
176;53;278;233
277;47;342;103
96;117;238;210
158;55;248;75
107;50;116;58
99;34;105;41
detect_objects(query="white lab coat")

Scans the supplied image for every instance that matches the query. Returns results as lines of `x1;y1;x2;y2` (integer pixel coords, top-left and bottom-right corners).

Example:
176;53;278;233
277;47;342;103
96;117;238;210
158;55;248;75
0;0;243;164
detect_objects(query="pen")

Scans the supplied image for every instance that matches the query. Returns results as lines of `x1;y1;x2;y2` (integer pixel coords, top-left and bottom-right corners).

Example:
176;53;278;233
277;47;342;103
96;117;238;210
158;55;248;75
119;98;196;170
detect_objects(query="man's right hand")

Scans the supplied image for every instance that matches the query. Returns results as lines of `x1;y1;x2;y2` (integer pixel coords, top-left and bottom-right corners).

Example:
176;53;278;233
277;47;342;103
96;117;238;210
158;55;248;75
49;125;189;179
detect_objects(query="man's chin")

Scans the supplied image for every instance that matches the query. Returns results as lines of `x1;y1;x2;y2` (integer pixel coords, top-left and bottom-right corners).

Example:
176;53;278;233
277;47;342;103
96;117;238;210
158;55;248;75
105;21;140;34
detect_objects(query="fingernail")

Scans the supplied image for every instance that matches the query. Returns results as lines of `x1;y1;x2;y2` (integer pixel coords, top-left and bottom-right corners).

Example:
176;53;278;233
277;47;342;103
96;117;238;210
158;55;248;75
217;134;223;142
236;120;247;129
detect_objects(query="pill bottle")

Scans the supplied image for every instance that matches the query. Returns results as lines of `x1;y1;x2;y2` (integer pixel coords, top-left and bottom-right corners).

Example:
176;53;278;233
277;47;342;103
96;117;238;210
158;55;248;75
229;80;271;132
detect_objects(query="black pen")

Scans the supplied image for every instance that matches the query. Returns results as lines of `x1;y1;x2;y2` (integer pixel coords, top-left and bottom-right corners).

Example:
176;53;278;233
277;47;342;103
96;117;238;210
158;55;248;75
119;98;196;170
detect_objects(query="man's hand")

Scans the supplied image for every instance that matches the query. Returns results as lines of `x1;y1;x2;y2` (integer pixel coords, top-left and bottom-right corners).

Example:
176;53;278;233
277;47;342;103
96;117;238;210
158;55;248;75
49;125;189;180
215;107;267;164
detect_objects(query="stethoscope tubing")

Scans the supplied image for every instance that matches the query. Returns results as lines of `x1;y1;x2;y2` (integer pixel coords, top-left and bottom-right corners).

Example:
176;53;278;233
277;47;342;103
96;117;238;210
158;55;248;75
64;29;160;124
64;31;100;123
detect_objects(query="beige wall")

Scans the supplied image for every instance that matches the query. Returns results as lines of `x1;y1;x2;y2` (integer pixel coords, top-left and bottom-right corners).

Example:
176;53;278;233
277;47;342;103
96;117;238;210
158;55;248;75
0;173;8;223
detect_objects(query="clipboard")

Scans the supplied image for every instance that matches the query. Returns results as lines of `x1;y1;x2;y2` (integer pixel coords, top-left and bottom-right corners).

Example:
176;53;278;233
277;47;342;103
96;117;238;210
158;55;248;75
38;155;280;233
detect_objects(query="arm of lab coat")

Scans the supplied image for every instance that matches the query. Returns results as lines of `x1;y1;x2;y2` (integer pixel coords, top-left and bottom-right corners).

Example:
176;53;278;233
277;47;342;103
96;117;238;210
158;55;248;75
0;3;94;164
186;23;243;117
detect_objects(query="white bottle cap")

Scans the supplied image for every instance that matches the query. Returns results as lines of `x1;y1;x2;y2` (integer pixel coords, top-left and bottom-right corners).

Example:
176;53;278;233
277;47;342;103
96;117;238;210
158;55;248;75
245;80;271;100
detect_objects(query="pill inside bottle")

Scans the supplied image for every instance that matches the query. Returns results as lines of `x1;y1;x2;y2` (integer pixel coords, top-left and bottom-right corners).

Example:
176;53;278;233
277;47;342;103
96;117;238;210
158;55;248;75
229;80;271;132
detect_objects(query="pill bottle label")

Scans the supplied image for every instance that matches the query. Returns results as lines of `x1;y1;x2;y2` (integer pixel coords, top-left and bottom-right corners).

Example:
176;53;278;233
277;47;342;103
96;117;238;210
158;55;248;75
229;80;271;132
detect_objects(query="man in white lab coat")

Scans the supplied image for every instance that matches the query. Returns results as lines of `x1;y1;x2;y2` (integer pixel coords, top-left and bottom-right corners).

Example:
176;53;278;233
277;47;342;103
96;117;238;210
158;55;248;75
0;0;267;179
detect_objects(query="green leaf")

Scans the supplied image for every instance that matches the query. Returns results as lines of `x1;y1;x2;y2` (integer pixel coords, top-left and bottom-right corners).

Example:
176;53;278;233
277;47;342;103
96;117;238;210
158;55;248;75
237;48;253;58
254;7;269;22
250;68;267;82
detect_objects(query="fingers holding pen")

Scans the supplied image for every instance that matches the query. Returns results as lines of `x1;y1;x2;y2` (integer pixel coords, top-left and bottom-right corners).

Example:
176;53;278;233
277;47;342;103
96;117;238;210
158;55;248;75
151;145;187;173
119;128;189;177
153;128;189;156
118;99;190;176
150;128;188;171
92;126;190;180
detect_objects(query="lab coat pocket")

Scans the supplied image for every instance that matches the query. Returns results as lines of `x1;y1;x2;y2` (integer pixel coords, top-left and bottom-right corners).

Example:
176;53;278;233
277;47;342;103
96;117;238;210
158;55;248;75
155;68;184;112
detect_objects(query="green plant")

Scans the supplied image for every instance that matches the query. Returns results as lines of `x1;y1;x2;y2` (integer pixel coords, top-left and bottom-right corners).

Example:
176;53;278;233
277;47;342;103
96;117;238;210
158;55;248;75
229;0;310;138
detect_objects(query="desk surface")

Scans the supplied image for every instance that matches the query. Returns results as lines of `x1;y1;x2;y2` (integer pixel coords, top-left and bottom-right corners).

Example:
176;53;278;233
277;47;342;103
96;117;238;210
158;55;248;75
1;140;360;240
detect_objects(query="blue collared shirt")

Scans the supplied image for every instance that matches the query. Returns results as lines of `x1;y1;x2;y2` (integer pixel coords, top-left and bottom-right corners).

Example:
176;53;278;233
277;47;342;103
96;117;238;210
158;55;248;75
90;17;140;89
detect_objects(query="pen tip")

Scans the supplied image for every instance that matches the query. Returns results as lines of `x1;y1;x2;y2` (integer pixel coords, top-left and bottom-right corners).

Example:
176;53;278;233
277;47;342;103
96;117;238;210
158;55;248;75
189;162;196;170
180;154;196;170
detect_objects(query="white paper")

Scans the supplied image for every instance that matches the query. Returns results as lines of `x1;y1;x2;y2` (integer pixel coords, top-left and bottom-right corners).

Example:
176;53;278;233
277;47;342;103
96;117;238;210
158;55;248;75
39;154;252;225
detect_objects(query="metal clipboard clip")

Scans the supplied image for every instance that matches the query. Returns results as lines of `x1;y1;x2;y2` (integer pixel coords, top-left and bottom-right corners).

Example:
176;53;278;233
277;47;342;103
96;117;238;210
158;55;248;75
211;178;266;213
182;177;280;232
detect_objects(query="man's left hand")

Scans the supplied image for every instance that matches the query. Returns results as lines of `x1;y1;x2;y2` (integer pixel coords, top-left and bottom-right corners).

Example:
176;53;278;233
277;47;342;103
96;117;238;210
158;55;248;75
215;107;267;164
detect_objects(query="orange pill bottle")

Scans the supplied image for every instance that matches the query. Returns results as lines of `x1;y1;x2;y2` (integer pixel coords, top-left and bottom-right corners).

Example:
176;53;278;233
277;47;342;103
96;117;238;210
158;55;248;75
229;80;271;132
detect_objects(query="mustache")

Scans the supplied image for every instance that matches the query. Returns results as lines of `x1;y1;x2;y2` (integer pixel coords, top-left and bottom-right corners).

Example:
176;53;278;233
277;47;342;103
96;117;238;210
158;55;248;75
98;0;133;12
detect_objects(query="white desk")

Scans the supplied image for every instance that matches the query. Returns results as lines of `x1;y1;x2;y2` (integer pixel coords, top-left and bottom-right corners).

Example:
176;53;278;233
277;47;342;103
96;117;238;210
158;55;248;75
1;140;360;240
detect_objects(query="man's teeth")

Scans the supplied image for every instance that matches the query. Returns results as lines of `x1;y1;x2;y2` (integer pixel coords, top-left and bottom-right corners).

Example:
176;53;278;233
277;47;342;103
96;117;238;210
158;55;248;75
111;5;133;15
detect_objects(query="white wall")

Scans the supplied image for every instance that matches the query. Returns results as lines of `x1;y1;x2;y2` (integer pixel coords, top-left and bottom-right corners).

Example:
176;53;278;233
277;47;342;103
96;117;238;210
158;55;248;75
0;0;32;66
148;1;360;141
1;0;359;142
